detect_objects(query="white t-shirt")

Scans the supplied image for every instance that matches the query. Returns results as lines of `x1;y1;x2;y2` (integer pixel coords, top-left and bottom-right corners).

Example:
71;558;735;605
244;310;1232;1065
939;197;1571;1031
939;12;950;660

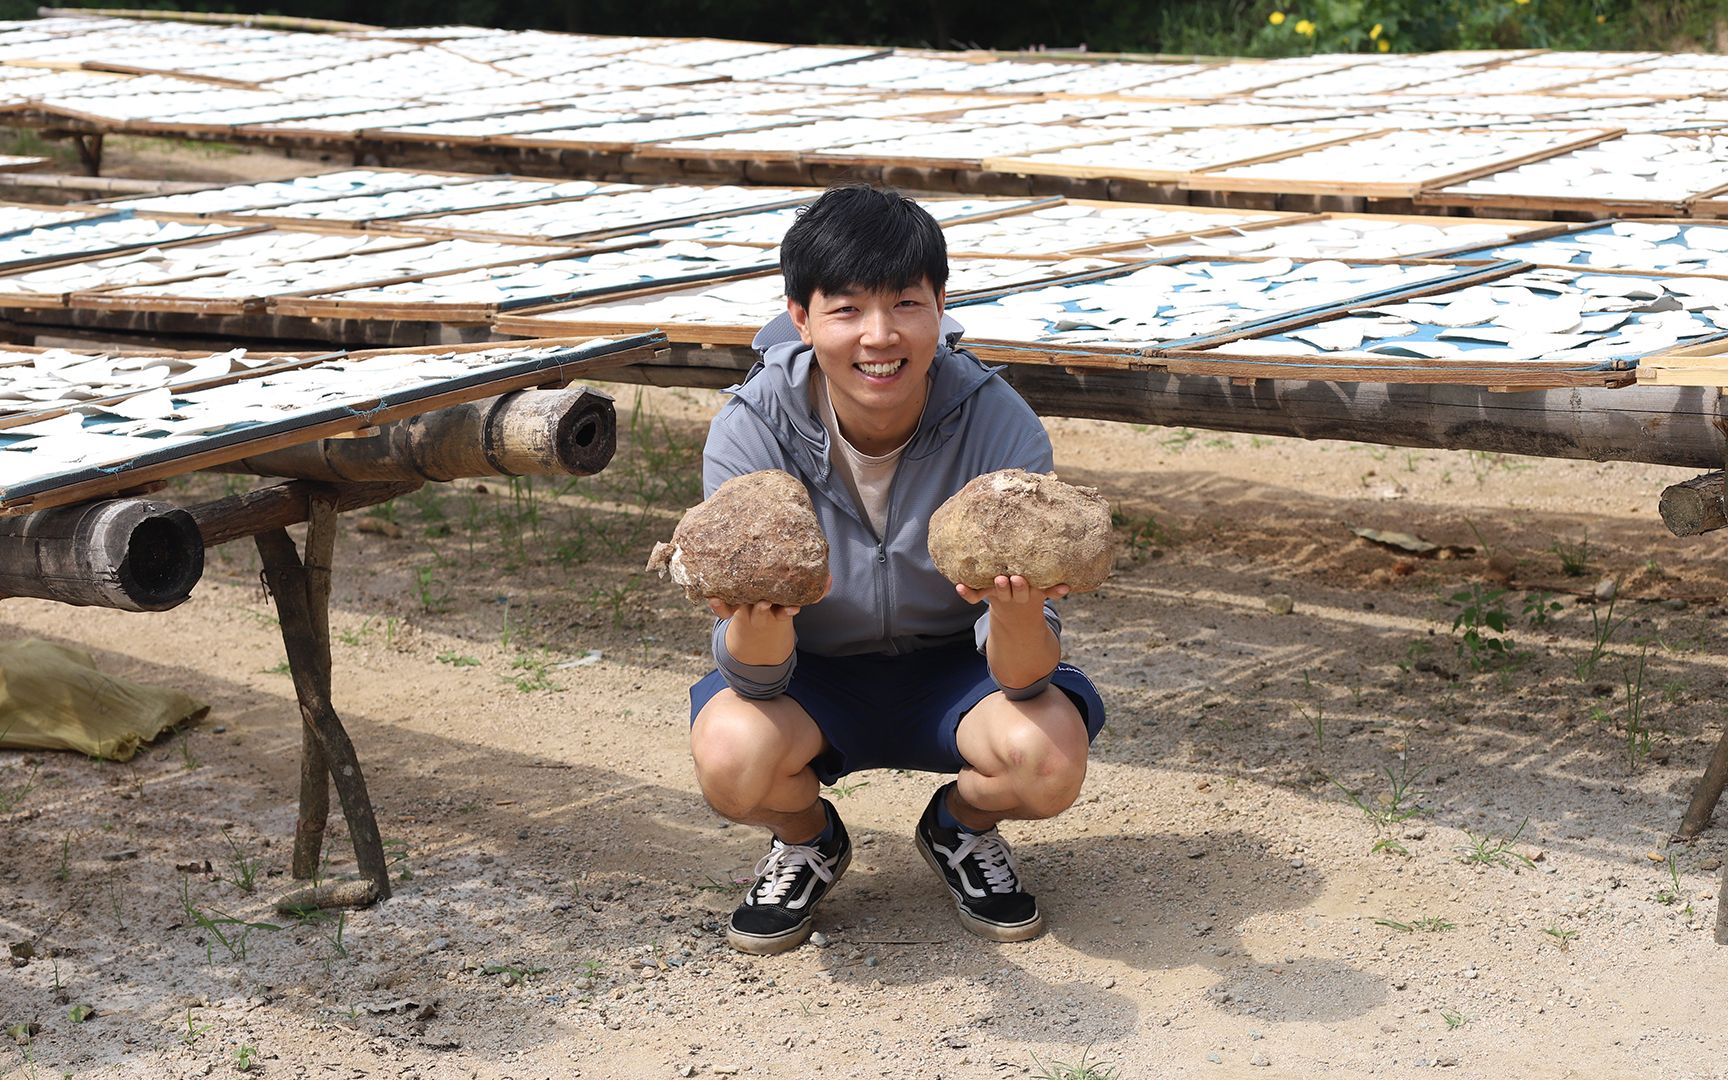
812;369;917;539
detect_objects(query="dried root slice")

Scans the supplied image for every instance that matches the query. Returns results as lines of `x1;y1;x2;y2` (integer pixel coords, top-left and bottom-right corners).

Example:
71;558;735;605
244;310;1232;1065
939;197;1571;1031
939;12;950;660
928;468;1114;592
646;469;829;606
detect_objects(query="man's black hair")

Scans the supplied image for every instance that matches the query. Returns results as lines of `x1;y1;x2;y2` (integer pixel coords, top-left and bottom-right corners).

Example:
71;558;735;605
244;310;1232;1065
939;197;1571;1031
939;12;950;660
780;184;948;307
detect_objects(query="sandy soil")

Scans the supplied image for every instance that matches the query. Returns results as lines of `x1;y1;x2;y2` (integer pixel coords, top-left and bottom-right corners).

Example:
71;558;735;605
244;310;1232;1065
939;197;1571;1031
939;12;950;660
5;379;1728;1080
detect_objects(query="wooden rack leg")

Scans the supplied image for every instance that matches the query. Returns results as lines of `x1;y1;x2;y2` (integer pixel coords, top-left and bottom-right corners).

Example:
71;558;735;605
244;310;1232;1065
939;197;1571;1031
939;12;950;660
255;496;391;905
73;133;104;177
1678;723;1728;841
290;494;335;879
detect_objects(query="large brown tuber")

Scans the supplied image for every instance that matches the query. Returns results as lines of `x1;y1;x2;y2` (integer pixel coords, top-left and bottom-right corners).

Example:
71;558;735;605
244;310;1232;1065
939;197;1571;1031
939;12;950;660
928;469;1114;592
646;469;829;606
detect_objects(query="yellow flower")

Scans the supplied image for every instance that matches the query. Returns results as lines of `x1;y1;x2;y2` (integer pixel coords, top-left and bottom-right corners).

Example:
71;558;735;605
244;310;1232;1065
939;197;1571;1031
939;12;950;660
1370;23;1382;39
1514;0;1529;4
1269;10;1286;24
1377;37;1390;51
1596;12;1606;21
1295;18;1315;35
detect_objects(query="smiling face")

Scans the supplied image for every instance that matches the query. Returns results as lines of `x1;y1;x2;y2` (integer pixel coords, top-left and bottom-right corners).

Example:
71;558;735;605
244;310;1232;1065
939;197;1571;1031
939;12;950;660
788;277;945;457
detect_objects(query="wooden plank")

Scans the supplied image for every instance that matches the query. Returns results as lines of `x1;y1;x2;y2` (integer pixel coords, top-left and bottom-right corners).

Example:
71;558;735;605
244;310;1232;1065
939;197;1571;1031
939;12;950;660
1187;128;1622;200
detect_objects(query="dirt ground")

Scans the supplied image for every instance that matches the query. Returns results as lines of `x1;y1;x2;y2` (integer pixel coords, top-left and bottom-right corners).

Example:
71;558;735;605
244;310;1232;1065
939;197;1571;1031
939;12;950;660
4;141;1728;1079
6;380;1728;1080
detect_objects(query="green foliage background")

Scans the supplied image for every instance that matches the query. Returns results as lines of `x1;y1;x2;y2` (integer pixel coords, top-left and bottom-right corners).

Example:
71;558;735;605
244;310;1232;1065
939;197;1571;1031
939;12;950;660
7;0;1724;54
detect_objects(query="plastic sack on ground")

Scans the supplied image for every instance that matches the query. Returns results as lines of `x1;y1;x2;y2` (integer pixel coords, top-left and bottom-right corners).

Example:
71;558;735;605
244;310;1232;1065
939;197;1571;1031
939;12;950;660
0;639;208;761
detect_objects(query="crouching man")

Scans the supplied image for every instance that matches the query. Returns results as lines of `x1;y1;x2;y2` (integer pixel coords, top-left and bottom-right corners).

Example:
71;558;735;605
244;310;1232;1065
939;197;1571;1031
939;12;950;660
687;184;1107;954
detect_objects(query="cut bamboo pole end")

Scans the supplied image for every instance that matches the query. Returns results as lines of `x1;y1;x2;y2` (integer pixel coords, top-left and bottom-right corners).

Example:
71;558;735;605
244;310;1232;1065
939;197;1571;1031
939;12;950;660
1659;473;1728;537
216;386;616;484
0;498;203;611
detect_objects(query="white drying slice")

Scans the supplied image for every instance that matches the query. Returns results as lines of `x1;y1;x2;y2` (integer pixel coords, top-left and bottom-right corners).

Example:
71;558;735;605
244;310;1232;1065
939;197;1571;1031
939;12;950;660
1497;300;1585;334
1574;275;1667;299
1429;297;1503;327
1287;323;1366;351
1611;221;1678;242
1682;226;1728;252
1366;340;1465;359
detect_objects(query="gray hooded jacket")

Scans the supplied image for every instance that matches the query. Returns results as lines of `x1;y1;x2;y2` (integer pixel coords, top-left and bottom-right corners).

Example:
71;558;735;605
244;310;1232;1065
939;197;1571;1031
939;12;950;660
706;310;1060;698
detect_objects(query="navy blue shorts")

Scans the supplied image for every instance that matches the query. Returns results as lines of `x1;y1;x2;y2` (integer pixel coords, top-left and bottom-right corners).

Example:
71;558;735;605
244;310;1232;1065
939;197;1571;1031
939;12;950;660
689;641;1106;785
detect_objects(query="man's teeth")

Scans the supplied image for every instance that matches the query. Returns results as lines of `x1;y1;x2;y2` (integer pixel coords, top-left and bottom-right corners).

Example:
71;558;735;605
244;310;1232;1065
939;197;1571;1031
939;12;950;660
859;360;904;376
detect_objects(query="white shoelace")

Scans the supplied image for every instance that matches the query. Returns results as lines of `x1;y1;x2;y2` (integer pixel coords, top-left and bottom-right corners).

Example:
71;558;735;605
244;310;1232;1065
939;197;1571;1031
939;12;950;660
945;829;1021;894
749;841;834;905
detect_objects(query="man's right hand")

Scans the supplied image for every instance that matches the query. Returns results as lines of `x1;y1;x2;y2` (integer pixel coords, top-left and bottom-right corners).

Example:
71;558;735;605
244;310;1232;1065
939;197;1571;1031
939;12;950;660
711;576;830;667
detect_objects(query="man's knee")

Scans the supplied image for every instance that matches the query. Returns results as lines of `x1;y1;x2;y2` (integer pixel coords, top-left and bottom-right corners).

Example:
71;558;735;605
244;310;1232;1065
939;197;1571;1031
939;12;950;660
690;691;809;817
995;692;1089;818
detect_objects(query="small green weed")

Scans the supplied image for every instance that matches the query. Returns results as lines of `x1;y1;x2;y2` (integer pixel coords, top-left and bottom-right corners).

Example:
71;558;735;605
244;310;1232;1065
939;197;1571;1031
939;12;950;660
1575;589;1627;682
182;1008;210;1046
1458;818;1535;870
1449;585;1513;669
1655;854;1693;916
54;835;71;883
1522;591;1562;628
263;659;291;676
1441;1008;1466;1030
483;961;549;984
1375;915;1454;933
1332;760;1428;840
1396;639;1433;674
414;563;452;613
1030;1044;1117;1080
1552;531;1592;577
322;911;349;967
383;837;414;883
178;730;200;771
235;1045;257;1072
507;651;559;693
823;780;870;799
1111;506;1165;556
0;756;37;813
1620;644;1655;770
66;1003;93;1024
1543;924;1578;950
180;878;281;963
221;828;262;893
436;650;480;667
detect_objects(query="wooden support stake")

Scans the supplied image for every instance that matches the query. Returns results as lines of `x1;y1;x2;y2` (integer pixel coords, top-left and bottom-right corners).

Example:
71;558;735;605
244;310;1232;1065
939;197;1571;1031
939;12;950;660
255;506;391;904
1679;722;1728;843
72;133;104;178
1658;473;1728;537
292;491;336;881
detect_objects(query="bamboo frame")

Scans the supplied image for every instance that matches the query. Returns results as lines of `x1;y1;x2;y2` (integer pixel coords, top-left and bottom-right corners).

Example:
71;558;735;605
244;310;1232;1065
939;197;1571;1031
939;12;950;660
0;335;665;515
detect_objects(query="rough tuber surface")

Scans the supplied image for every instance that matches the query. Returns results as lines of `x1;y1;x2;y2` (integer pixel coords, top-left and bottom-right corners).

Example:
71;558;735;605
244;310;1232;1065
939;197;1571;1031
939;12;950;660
646;469;829;606
928;469;1114;592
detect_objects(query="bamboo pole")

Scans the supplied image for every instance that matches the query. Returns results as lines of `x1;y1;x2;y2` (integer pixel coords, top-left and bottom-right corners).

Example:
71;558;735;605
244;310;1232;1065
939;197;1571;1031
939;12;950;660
0;173;209;195
218;387;616;483
0;498;202;611
1659;473;1728;537
645;345;1728;470
185;480;419;548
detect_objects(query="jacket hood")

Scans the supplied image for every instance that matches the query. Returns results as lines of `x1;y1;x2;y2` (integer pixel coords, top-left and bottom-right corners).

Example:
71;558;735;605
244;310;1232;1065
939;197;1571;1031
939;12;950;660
731;310;997;482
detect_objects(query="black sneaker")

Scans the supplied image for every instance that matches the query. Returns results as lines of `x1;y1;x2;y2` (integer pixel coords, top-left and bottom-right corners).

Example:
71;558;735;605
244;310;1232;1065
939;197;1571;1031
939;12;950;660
725;800;851;955
915;783;1043;941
